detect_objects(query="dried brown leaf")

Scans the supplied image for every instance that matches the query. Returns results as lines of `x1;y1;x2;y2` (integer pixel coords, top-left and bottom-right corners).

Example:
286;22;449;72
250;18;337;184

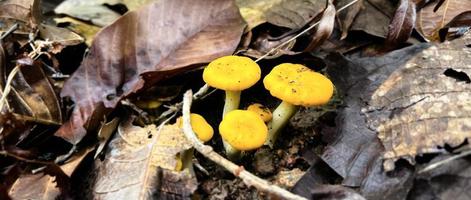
2;59;62;125
38;24;84;48
0;0;41;35
364;33;471;171
385;0;416;48
236;0;283;30
55;0;246;144
438;11;471;41
336;0;363;39
304;0;336;52
266;0;325;30
54;17;101;46
350;0;396;38
54;0;155;27
416;0;471;41
8;165;71;200
93;120;196;199
94;117;119;159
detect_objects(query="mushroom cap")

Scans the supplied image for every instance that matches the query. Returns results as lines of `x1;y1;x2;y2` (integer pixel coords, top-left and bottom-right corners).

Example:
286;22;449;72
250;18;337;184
177;113;213;142
203;56;261;91
247;103;272;122
263;63;334;106
219;110;268;151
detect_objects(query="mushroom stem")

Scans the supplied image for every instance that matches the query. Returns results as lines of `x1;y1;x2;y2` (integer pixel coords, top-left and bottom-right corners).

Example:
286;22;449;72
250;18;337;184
265;101;299;148
223;90;241;117
222;90;242;160
223;142;241;161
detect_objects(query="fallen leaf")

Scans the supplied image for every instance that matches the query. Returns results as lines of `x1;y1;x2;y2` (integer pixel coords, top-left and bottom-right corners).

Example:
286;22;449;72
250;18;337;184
54;0;120;27
0;0;41;34
236;0;283;31
6;147;93;200
94;117;119;159
55;0;246;144
54;17;101;46
266;0;325;30
409;153;471;200
38;24;84;49
416;0;471;41
350;0;396;38
54;0;155;27
2;59;62;125
364;33;471;171
304;0;336;51
336;0;363;39
92;120;196;199
8;165;71;200
385;0;416;48
438;11;471;41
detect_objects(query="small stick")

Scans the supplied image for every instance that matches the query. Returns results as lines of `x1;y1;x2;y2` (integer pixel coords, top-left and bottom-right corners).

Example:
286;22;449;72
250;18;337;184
419;149;471;173
181;90;306;200
0;23;19;40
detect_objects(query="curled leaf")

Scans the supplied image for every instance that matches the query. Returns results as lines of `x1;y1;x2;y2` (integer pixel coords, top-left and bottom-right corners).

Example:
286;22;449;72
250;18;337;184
385;0;416;48
304;0;336;52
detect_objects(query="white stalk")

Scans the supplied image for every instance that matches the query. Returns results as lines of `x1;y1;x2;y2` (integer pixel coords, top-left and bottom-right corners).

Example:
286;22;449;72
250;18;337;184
265;101;298;148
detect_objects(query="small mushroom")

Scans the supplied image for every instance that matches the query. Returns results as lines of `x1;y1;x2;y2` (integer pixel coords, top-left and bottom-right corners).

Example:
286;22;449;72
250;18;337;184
177;113;214;142
263;63;333;148
247;103;272;123
203;55;261;116
219;110;268;160
175;113;214;171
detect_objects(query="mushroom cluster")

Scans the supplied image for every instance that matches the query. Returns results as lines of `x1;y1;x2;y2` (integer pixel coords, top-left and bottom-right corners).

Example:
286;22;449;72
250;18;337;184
180;55;334;161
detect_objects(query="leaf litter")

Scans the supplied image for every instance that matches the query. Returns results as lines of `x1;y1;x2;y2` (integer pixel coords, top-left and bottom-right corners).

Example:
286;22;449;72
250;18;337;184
1;0;471;199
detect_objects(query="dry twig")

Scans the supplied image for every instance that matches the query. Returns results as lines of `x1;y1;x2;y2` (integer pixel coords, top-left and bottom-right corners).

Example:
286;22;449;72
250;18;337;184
181;90;307;200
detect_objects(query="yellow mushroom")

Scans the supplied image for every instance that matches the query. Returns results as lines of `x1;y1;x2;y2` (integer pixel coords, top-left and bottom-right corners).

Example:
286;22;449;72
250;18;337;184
175;113;213;171
263;63;334;148
219;110;268;160
177;113;213;142
203;55;261;116
247;103;272;123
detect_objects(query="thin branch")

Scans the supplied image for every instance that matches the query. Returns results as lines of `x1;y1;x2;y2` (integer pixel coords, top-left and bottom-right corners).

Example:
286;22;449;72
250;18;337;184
419;149;471;173
181;90;307;200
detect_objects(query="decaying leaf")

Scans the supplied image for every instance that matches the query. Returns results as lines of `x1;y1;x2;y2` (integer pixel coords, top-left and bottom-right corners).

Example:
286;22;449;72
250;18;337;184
93;120;196;199
350;0;396;38
38;24;84;49
2;59;62;126
8;147;92;200
54;17;101;46
266;0;325;30
385;0;416;48
0;0;41;35
94;117;120;159
304;0;336;51
438;11;471;41
54;0;155;27
416;0;471;41
336;0;363;39
364;33;471;171
236;0;283;31
55;0;246;144
409;153;471;200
